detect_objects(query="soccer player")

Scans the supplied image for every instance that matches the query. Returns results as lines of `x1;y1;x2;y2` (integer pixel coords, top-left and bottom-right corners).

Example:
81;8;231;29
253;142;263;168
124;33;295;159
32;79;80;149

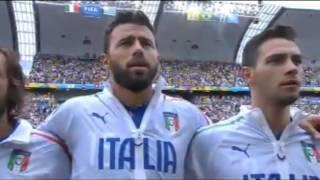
39;10;209;179
185;25;320;179
0;48;71;179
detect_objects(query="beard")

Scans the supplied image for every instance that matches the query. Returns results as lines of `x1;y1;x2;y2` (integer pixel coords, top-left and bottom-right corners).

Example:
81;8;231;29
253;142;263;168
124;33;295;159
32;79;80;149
109;60;159;93
0;97;6;122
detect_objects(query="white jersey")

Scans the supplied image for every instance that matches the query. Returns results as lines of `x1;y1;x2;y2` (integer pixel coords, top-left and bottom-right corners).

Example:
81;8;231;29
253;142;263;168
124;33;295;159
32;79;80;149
0;119;71;179
186;106;320;180
39;79;209;179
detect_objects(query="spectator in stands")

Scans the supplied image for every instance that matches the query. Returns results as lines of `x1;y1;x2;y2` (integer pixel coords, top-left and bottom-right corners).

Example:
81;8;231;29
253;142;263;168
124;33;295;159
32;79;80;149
29;53;319;87
20;93;59;127
29;54;108;85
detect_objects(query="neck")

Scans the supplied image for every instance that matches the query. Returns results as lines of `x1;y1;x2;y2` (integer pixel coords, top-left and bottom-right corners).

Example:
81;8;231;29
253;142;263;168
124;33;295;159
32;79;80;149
251;93;291;138
112;82;153;108
0;112;12;139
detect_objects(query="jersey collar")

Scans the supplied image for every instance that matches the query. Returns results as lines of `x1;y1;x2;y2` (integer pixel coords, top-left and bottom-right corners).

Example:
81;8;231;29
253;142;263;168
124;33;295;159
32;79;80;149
0;119;33;145
240;105;309;141
98;76;167;131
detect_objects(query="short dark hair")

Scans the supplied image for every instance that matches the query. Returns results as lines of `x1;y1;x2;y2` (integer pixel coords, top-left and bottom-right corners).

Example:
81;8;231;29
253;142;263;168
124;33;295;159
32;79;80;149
0;48;25;123
104;10;154;53
242;25;297;67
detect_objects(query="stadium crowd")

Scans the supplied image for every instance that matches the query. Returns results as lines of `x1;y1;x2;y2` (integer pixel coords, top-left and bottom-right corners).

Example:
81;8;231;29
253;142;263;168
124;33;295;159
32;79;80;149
20;93;60;127
161;60;243;87
28;54;320;87
22;54;320;126
28;54;109;85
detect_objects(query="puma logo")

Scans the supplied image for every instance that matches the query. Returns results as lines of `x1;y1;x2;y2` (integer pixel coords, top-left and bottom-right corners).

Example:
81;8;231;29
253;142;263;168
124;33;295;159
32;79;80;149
91;112;108;124
231;144;250;158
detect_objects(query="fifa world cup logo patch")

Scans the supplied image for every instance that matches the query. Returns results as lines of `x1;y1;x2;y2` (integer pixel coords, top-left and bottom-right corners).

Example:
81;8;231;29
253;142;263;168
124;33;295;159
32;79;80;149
301;141;320;163
8;149;31;173
163;112;180;134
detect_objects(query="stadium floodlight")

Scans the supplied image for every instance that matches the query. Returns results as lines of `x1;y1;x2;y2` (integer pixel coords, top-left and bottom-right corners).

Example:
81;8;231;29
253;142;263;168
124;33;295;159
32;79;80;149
133;1;142;9
187;4;201;15
164;1;261;18
218;3;236;18
264;1;320;11
71;1;81;4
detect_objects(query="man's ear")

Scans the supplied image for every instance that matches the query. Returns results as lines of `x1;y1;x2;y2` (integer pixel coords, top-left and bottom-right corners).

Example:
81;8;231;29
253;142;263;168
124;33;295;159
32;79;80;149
100;53;110;66
241;66;254;86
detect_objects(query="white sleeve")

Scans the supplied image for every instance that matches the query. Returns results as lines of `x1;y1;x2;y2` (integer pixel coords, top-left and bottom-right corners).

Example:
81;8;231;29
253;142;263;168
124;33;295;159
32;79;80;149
196;109;212;127
41;139;71;179
13;132;71;179
184;129;212;179
189;104;211;129
48;141;71;179
38;98;77;141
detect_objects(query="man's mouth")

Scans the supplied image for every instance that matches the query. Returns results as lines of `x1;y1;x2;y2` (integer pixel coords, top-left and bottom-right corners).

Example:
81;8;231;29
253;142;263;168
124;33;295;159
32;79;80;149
279;80;301;87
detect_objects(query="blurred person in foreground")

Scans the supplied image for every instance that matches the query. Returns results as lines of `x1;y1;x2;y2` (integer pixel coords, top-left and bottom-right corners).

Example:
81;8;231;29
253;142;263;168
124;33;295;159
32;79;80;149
0;48;70;179
185;26;320;179
39;10;209;179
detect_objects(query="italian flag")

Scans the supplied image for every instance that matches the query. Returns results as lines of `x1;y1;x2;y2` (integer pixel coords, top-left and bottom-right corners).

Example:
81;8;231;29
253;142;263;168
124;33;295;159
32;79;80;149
165;116;180;133
65;3;81;13
302;141;320;163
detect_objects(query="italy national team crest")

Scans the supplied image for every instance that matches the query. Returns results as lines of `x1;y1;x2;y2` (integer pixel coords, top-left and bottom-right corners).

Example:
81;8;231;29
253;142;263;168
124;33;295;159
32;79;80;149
301;141;320;163
163;112;180;134
8;149;31;173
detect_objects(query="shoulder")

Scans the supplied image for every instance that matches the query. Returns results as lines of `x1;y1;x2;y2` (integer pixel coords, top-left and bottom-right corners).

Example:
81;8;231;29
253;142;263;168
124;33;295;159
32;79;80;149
163;95;210;125
30;130;70;158
20;130;72;178
197;114;246;134
50;93;101;116
164;95;201;113
60;93;98;108
192;114;246;145
164;95;191;104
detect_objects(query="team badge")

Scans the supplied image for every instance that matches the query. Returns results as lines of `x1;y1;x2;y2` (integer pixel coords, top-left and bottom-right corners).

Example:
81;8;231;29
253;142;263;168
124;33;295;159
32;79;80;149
8;149;31;173
163;112;180;134
301;141;320;163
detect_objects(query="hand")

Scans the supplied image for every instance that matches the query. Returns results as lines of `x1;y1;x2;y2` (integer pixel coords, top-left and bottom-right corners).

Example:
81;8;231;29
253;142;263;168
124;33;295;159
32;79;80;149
300;115;320;140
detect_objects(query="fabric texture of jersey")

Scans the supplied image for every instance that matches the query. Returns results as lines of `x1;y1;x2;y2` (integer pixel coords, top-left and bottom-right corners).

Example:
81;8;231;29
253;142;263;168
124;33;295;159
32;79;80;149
0;119;71;179
185;106;320;180
39;77;209;179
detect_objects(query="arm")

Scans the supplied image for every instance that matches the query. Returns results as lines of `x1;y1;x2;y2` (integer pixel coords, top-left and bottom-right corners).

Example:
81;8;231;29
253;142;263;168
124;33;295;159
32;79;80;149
38;99;76;142
39;134;71;179
184;130;211;179
14;131;71;179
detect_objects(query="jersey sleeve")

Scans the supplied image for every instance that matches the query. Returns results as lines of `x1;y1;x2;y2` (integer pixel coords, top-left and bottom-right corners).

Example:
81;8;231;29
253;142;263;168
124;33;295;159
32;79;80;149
184;128;213;179
197;109;212;127
37;134;71;179
38;98;77;142
13;131;71;179
191;104;212;129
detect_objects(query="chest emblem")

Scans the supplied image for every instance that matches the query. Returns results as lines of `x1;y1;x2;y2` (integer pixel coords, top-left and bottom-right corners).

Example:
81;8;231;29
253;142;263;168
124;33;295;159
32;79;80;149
163;112;180;134
8;149;31;173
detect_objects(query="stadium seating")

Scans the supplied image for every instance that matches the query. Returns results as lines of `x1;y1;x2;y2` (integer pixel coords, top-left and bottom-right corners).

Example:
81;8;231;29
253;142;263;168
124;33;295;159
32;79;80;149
28;54;319;87
23;54;320;126
20;92;59;127
28;54;109;85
